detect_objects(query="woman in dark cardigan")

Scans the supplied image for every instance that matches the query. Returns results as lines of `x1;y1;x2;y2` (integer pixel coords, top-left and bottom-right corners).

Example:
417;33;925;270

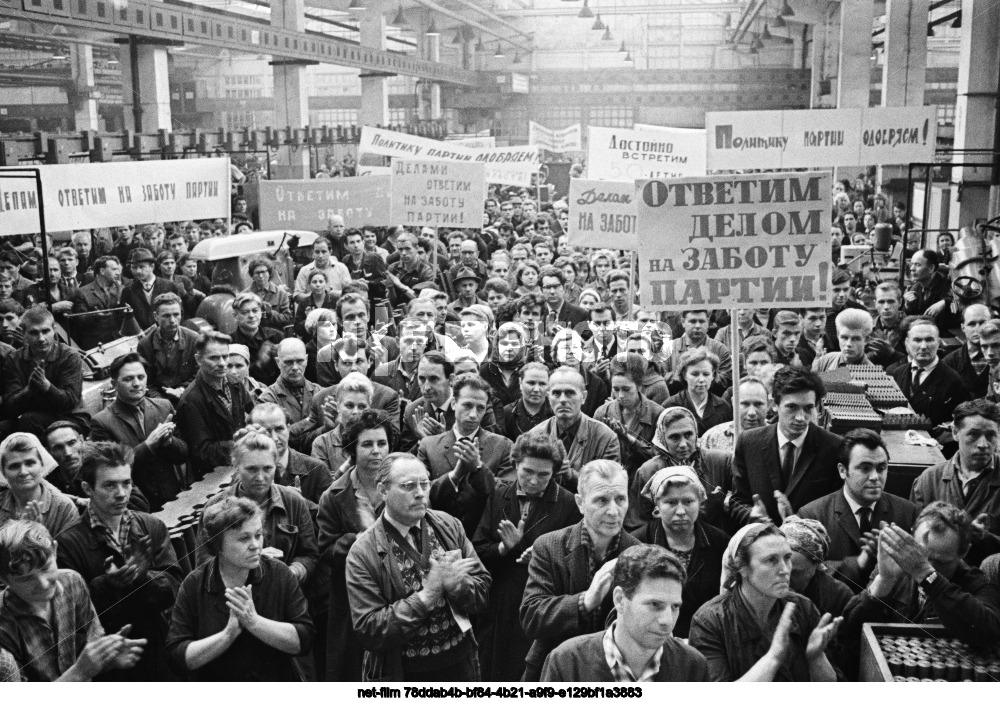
472;432;580;682
315;410;390;681
662;346;732;437
631;465;729;638
165;496;313;681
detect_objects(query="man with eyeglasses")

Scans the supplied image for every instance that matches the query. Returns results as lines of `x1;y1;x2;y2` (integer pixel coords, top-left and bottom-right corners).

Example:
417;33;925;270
346;453;491;682
258;338;320;453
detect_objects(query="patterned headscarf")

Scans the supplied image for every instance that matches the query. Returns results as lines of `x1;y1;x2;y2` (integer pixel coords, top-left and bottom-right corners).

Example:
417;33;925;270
779;516;830;564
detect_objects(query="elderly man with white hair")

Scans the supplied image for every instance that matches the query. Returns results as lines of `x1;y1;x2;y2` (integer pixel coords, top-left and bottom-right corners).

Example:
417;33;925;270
520;459;639;681
258;337;321;453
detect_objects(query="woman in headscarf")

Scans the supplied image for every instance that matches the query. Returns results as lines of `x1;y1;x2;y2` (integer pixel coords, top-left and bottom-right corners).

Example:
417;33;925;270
631;465;729;638
227;343;268;402
625;406;733;534
0;432;80;536
688;523;842;681
480;321;529;422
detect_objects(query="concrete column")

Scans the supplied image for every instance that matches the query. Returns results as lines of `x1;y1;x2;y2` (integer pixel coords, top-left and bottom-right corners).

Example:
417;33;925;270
836;0;873;108
359;11;389;127
428;34;441;120
949;0;1000;227
270;0;309;179
121;43;171;131
881;0;928;107
879;0;929;197
70;42;99;131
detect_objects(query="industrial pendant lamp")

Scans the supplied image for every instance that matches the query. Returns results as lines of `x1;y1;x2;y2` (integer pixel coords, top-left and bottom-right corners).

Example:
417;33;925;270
618;40;627;53
779;0;794;18
592;14;605;31
494;41;506;58
426;16;440;36
347;0;367;11
578;0;594;19
761;23;773;40
623;51;633;64
602;26;613;41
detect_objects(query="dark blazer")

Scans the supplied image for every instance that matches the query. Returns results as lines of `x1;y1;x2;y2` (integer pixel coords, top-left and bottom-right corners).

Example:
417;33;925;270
519;522;640;681
345;509;491;682
400;396;499;453
731;423;844;526
551;301;588;329
528;416;621;493
541;631;708;682
165;556;314;681
89;396;189;510
278;448;333;507
120;277;183;331
888;359;969;428
662;390;733;438
175;374;253;477
472;478;580;682
942;344;990;399
631;519;730;638
419;427;514;536
57;510;182;681
69;281;121;350
798;488;919;592
2;342;85;420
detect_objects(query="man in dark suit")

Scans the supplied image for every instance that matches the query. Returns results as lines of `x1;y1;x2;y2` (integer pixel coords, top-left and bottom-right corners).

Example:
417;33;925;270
89;353;188;511
175;331;253;478
520;459;639;682
798;428;919;592
69;255;122;350
888;316;969;430
731;366;843;526
419;375;513;536
136;293;200;402
540;266;588;330
119;247;183;331
942;304;993;399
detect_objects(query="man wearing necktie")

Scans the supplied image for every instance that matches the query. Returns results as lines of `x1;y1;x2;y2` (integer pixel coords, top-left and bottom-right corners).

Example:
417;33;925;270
888;317;968;436
731;366;843;526
799;428;919;593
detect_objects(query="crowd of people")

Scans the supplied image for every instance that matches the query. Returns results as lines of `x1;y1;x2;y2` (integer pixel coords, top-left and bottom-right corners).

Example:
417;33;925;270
0;174;998;684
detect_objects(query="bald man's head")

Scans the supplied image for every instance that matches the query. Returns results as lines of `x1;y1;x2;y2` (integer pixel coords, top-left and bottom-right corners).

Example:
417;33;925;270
276;338;308;384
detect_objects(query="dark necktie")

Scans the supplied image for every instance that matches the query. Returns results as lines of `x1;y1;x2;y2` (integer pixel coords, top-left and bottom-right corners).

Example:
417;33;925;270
781;441;795;484
409;525;422;552
912;367;923;388
857;506;873;535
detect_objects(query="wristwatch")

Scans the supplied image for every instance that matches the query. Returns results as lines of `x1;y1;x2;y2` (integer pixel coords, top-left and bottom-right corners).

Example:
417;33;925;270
919;571;939;590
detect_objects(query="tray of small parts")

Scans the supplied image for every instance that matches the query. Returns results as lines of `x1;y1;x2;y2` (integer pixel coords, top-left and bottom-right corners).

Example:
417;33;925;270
860;623;1000;682
824;393;883;433
880;412;934;431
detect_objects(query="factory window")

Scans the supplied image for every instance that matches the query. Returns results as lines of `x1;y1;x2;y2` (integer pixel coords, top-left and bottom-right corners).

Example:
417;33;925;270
310;109;359;128
587;105;633;128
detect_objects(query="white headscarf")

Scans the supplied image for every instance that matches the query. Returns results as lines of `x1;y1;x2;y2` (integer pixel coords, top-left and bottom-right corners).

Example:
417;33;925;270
0;432;60;488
